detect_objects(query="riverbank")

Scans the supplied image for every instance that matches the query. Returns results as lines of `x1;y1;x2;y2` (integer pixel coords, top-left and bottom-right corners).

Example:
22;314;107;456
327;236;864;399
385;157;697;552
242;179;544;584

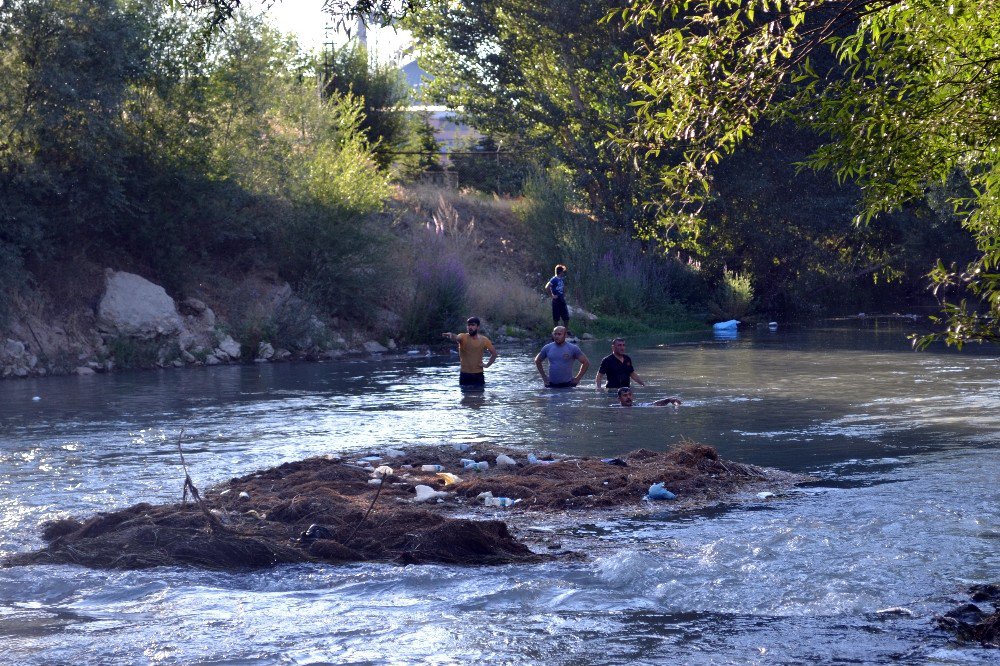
4;442;808;571
0;183;711;381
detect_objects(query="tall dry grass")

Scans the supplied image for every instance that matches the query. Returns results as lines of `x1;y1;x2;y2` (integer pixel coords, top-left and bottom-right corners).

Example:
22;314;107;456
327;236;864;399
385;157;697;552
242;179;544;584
394;185;550;339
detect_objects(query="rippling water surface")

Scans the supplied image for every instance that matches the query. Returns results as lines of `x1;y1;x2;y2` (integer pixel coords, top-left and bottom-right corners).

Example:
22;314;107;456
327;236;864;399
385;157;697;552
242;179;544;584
1;325;998;664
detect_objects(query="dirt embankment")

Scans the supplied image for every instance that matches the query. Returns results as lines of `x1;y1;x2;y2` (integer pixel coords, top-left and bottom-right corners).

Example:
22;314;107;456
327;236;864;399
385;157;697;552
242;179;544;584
4;443;807;572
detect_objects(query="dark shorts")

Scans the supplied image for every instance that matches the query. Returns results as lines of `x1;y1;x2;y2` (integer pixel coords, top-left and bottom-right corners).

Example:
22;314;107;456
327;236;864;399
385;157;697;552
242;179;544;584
459;372;485;387
548;380;575;389
552;297;569;323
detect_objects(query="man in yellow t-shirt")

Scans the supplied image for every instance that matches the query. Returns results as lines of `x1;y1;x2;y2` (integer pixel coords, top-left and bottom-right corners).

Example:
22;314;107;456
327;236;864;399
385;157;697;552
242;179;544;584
442;316;498;388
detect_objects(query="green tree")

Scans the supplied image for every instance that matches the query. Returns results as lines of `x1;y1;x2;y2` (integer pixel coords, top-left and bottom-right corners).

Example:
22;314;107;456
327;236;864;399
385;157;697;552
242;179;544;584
320;43;411;167
403;0;659;230
394;111;441;181
619;0;1000;345
0;0;146;249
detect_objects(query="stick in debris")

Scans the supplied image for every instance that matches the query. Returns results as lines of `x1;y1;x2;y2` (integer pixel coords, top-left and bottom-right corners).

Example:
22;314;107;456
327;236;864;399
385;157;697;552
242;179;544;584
177;428;226;533
342;476;385;547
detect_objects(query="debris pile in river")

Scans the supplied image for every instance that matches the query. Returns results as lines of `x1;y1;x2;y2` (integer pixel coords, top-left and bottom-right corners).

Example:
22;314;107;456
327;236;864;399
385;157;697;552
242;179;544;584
4;442;803;571
937;584;1000;648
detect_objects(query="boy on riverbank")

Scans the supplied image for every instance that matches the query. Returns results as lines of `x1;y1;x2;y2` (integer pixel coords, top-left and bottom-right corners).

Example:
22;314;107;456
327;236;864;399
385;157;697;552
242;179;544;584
544;264;570;330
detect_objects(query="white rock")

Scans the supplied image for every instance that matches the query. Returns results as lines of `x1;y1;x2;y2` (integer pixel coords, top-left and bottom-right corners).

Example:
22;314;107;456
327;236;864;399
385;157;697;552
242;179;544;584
364;340;388;353
257;341;275;360
567;304;599;321
74;366;96;375
97;270;183;339
216;335;241;359
178;298;207;315
496;454;517;467
3;339;25;358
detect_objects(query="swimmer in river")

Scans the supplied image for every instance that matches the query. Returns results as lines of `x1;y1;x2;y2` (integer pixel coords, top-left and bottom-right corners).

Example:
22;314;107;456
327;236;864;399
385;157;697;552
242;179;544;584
616;386;681;407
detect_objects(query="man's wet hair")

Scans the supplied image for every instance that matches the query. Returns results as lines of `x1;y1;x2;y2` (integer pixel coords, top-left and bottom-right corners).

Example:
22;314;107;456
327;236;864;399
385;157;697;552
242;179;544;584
617;387;632;397
612;337;626;344
554;264;567;274
467;316;481;325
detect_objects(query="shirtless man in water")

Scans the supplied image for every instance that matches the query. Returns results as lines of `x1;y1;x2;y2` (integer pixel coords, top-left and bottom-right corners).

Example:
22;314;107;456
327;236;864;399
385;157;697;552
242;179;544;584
616;387;681;407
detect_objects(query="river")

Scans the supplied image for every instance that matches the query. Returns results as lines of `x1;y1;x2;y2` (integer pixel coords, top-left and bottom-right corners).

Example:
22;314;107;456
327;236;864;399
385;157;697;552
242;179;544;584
1;324;997;664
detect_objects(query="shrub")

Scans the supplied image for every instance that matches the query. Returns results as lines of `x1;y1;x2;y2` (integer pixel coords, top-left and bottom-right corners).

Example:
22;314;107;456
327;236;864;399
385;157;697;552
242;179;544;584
450;135;536;195
401;242;468;343
708;269;756;321
106;336;161;370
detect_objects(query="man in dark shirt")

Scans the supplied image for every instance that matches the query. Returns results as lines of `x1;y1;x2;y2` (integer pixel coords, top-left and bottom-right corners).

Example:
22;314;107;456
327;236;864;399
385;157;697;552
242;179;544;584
595;338;646;391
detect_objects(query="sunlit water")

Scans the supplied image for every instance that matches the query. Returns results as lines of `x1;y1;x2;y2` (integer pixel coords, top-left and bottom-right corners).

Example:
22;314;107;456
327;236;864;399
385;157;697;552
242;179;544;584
1;325;998;664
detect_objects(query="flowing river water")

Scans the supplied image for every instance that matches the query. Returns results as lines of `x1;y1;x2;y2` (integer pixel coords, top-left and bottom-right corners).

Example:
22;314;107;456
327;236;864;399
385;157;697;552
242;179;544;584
0;324;997;664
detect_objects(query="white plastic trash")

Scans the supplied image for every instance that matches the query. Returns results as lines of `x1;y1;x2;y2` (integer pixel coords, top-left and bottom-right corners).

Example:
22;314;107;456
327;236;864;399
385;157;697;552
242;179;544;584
420;464;444;472
713;319;739;331
413;485;450;502
496;454;517;467
645;482;676;500
373;465;394;478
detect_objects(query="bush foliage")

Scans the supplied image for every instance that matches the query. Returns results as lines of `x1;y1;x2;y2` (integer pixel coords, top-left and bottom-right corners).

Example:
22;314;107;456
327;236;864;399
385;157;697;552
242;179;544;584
0;1;393;324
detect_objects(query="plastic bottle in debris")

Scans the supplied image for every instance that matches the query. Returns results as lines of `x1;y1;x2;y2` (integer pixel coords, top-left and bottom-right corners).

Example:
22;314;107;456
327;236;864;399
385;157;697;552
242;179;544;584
462;460;489;471
420;464;444;472
484;496;519;508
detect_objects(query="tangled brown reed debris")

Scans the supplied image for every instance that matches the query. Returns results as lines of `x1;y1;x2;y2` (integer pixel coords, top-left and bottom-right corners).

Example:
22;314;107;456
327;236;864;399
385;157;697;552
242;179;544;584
4;442;803;572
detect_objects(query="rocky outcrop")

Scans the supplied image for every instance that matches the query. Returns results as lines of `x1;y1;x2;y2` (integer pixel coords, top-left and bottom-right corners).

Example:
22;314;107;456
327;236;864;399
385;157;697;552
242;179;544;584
1;268;442;380
1;338;39;378
97;270;184;339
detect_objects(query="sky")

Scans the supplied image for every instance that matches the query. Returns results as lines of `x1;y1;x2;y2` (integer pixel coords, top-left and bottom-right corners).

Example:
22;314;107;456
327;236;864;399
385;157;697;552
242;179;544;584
257;0;412;62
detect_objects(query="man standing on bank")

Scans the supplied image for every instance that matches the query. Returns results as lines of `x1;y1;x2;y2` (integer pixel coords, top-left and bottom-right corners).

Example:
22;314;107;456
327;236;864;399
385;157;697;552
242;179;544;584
595;337;646;391
535;326;590;388
545;264;570;329
442;316;497;389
